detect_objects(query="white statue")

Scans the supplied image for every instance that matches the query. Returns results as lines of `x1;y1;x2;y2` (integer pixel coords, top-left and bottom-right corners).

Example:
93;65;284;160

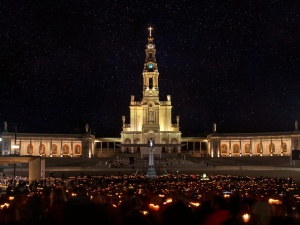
149;111;154;121
85;123;89;133
213;123;217;132
4;121;7;131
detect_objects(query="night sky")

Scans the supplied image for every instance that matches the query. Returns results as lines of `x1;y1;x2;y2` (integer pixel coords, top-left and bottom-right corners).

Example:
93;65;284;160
1;1;299;137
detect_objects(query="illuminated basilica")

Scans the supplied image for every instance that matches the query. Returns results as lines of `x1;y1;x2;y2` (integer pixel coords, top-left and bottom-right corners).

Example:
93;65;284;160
1;27;300;159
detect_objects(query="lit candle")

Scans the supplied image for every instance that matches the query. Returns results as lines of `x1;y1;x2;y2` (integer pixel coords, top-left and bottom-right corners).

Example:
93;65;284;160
242;213;250;223
149;203;160;211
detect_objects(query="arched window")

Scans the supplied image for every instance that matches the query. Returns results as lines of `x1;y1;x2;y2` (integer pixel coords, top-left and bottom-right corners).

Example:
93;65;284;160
27;144;33;155
269;143;275;153
62;144;70;154
149;78;153;89
221;144;228;153
74;145;81;154
282;142;287;152
51;144;58;155
233;144;239;153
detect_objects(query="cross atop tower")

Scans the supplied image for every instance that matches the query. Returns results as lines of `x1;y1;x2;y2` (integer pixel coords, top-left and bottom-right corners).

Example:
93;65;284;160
148;26;153;37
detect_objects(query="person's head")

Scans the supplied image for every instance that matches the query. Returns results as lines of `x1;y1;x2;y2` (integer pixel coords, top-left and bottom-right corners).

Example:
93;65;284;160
160;200;196;225
50;187;67;206
211;195;228;210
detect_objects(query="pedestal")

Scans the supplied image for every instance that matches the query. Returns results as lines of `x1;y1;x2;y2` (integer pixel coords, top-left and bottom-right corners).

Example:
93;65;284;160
146;166;157;179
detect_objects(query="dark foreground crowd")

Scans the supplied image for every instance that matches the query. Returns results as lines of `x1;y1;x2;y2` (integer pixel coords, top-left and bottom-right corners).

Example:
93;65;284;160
0;174;300;225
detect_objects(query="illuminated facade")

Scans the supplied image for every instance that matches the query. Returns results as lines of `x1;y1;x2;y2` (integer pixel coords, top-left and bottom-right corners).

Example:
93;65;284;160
120;27;182;154
207;122;299;157
0;124;95;158
1;27;300;159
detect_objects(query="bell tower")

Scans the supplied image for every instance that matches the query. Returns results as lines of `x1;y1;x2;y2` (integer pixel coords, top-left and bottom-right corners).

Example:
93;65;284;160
141;27;160;133
143;26;159;102
121;26;181;153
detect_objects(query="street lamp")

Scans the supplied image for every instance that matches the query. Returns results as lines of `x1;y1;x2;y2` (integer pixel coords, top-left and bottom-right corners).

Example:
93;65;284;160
11;124;20;155
10;123;20;182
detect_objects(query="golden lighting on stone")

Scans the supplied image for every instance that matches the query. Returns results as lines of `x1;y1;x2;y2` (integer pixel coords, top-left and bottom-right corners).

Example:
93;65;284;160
11;144;19;149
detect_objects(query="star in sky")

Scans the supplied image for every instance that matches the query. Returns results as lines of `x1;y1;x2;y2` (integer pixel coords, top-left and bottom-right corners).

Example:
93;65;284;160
0;1;299;137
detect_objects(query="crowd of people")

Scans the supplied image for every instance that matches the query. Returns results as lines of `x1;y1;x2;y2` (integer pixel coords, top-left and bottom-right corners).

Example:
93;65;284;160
0;173;299;225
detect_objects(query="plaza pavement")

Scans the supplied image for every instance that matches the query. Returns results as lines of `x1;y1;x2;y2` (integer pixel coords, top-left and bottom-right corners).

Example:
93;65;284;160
3;154;300;183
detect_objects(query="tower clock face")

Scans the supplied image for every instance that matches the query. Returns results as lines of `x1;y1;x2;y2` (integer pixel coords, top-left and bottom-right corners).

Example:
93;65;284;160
148;63;153;69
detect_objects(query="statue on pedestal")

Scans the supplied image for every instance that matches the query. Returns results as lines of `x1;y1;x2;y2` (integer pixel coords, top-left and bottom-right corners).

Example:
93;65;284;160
4;121;7;132
146;138;157;179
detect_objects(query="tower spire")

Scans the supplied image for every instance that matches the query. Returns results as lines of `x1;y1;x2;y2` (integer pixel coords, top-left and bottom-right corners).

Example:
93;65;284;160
143;26;158;99
148;26;153;37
